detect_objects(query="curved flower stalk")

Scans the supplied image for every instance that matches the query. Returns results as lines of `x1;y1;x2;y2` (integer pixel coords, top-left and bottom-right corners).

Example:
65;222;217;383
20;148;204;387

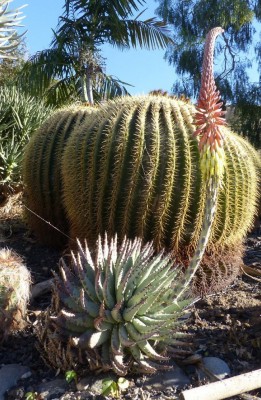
173;27;226;299
0;0;26;59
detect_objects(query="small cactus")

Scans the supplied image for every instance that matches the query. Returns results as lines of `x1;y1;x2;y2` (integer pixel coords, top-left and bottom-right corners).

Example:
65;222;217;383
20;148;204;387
0;248;31;342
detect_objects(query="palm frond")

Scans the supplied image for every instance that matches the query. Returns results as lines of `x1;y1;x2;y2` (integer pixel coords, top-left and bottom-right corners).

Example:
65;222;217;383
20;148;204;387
93;74;132;101
112;17;173;50
64;0;146;19
18;48;77;98
44;75;78;108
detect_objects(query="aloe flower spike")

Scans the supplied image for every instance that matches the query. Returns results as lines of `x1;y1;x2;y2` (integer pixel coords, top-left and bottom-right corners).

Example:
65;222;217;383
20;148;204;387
173;27;226;299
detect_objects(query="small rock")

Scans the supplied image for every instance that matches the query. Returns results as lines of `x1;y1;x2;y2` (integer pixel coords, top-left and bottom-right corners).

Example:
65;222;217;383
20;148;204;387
21;371;32;380
77;373;116;394
35;378;69;400
199;357;231;380
0;364;31;400
6;386;25;400
142;362;190;390
76;376;92;391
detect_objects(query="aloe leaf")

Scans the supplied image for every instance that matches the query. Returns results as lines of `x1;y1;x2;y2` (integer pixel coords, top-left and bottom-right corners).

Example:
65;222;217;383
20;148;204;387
128;345;158;373
88;330;111;348
132;317;160;335
111;325;123;356
123;298;146;322
125;322;155;342
118;324;134;347
55;310;94;331
79;291;100;317
111;302;124;323
137;340;169;360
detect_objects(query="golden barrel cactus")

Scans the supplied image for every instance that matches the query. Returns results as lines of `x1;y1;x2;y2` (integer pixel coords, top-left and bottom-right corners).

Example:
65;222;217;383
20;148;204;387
61;96;260;292
22;105;97;247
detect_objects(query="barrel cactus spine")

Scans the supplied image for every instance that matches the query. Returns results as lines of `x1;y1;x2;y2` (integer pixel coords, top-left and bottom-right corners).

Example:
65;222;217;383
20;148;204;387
62;96;202;250
0;248;31;342
22;105;97;247
61;101;259;291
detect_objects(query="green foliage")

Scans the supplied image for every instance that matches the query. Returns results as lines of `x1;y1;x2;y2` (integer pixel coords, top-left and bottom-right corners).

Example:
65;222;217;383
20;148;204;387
0;248;31;342
18;0;172;105
0;38;27;86
65;369;77;383
102;377;129;397
22;105;97;247
154;0;260;146
227;84;261;148
24;393;38;400
18;42;130;108
37;235;193;375
63;0;172;50
0;86;52;203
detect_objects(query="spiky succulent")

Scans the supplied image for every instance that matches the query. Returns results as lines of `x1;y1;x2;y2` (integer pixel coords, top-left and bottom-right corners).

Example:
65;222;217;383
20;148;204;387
38;235;193;375
0;248;31;342
0;0;26;59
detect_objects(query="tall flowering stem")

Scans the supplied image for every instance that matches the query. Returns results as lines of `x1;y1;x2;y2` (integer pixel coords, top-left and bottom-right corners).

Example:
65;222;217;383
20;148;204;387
195;26;226;185
174;27;226;299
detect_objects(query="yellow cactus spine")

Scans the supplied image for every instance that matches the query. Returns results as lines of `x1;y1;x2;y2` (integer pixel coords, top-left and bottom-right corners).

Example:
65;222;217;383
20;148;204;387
22;105;96;247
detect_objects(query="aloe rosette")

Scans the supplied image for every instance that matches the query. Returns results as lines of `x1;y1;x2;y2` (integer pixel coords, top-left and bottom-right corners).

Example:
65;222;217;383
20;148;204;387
37;235;194;374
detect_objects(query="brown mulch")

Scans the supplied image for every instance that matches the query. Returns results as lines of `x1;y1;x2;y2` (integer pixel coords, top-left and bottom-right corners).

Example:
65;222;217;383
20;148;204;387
0;196;260;399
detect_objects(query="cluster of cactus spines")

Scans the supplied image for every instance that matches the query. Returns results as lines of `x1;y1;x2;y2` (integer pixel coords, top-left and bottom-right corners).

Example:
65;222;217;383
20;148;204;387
0;248;31;342
38;235;194;374
62;99;259;261
23;105;97;247
62;96;200;252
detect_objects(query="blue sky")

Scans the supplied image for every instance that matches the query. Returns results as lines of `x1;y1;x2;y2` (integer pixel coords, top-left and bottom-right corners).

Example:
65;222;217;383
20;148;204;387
12;0;176;95
12;0;260;96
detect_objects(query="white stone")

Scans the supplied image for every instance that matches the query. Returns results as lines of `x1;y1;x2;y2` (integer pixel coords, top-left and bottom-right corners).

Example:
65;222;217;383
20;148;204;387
200;357;231;380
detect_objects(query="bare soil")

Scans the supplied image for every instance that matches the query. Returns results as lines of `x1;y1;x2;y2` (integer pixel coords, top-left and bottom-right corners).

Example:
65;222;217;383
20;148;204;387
0;196;260;400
